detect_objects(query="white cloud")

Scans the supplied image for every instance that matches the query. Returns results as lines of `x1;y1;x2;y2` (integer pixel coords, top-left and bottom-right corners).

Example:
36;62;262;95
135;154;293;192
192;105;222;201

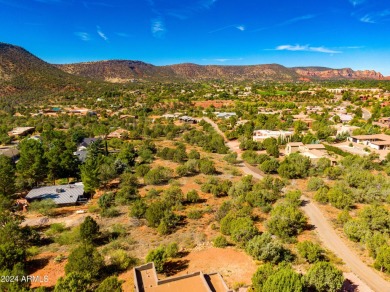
359;10;390;24
236;25;245;31
254;14;315;32
360;15;375;23
349;0;365;6
97;26;108;41
202;57;244;63
275;44;341;54
74;32;91;41
151;18;166;38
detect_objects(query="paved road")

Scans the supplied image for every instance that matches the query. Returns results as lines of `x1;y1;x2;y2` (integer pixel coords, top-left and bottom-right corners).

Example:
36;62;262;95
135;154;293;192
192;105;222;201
202;117;390;292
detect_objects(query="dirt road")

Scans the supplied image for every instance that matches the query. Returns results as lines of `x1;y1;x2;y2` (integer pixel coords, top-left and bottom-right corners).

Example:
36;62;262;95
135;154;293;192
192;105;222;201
202;117;390;292
302;196;390;292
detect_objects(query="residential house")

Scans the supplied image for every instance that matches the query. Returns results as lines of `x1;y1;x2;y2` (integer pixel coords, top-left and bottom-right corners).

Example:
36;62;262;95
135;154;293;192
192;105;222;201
215;112;237;119
253;130;293;142
285;142;304;155
8;127;35;137
334;125;359;136
134;262;232;292
77;138;99;151
336;114;353;123
381;101;390;108
292;114;314;128
0;146;20;162
285;143;336;164
25;183;86;206
348;134;390;150
107;129;129;140
179;116;198;124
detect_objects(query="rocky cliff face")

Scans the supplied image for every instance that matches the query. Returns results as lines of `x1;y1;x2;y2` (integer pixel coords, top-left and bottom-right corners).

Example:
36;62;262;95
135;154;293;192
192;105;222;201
293;67;384;80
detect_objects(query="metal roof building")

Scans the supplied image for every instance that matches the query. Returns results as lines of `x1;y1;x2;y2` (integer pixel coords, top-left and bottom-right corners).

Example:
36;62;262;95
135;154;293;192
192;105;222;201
26;183;84;206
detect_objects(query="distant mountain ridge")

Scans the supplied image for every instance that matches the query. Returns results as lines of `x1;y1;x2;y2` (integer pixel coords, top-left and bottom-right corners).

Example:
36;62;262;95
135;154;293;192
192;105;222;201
56;61;386;82
0;42;387;95
0;42;97;97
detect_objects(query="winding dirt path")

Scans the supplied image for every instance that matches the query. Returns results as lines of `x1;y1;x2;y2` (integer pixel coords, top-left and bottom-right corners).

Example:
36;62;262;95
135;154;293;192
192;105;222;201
202;117;390;292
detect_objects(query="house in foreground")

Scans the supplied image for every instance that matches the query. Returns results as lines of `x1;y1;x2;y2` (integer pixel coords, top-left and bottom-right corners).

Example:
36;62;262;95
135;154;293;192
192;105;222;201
134;262;231;292
25;183;86;206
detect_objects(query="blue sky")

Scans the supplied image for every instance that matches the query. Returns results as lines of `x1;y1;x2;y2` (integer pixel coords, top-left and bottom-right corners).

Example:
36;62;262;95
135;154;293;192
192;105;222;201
1;0;390;75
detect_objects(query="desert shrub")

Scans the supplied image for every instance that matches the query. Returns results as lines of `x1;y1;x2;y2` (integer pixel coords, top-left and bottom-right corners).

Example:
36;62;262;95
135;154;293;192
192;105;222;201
54;272;91;292
187;209;203;219
213;235;228;248
145;246;167;273
230;217;258;245
65;244;104;279
109;249;137;271
186;190;200;203
45;223;66;237
95;276;123;292
263;267;303;292
297;240;325;263
165;242;179;258
314;186;329;203
305;261;344;292
251;263;274;292
129;200;147;218
199;159;216;174
267;203;307;239
246;232;293;264
307;177;325;191
374;245;390;273
54;226;81;245
144;166;173;185
101;207;120;218
30;199;56;216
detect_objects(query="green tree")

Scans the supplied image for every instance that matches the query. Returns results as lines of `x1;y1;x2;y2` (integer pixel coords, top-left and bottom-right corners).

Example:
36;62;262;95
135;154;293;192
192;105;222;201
98;161;117;188
251;263;274;292
260;158;279;174
297;240;325;263
305;261;344;292
199;159;216;174
186;190;200;203
54;272;91;292
230;217;258;245
278;153;311;179
267;203;307;239
130;200;147;218
144;166;173;185
96;276;123;292
80;155;101;193
263;267;303;292
374;245;390;272
65;244;104;279
29;199;56;216
16;139;47;189
246;233;292;264
79;216;100;243
0;155;15;197
145;246;167;273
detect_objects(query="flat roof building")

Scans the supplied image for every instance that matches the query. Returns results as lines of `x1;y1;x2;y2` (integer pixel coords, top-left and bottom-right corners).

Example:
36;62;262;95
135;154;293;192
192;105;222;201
253;130;293;142
348;134;390;150
134;262;231;292
8;127;35;137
